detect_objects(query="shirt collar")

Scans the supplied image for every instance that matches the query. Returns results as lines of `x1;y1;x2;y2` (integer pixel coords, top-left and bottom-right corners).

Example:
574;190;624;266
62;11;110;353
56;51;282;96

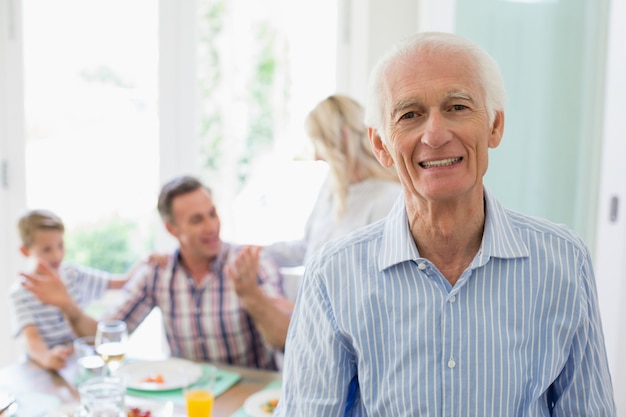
173;242;230;276
378;188;529;271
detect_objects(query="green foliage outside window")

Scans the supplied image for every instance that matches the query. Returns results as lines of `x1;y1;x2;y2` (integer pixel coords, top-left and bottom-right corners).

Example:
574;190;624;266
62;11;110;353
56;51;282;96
241;22;283;183
196;0;287;191
62;1;288;274
197;0;226;175
64;215;154;274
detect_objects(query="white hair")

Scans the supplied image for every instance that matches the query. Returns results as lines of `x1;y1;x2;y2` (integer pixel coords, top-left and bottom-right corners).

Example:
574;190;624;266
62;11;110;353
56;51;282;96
364;32;507;139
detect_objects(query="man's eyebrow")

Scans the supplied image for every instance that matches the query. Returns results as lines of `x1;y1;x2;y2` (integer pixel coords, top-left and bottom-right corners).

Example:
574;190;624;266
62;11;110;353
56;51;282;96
390;98;422;118
392;91;475;113
447;91;474;101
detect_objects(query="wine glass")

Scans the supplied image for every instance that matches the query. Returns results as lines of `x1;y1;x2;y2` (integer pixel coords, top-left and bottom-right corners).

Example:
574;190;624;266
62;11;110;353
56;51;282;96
95;320;128;376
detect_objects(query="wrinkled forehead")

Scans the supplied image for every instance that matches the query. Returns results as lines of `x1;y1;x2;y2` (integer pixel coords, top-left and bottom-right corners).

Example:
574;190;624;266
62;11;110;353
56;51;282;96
380;47;481;112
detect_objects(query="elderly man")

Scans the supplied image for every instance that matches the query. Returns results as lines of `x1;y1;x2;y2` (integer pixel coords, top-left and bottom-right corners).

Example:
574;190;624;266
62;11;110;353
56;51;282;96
22;175;291;370
275;32;616;415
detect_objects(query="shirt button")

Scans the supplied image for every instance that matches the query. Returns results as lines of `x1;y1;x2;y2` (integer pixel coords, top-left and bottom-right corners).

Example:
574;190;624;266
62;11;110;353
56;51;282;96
418;262;427;270
448;359;456;368
449;295;456;303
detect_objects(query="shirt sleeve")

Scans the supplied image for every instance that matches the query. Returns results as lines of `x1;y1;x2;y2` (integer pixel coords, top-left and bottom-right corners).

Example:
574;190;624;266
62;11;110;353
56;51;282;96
275;267;357;416
108;264;158;334
69;264;111;306
551;249;616;416
263;239;307;268
8;282;37;337
263;181;328;268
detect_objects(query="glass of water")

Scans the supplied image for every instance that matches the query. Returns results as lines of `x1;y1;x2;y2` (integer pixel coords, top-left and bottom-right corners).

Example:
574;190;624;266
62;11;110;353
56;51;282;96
94;320;128;376
77;376;126;417
74;336;105;385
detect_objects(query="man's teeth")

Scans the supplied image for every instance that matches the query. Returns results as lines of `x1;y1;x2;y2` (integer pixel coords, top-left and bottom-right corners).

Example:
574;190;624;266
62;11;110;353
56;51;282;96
420;157;462;168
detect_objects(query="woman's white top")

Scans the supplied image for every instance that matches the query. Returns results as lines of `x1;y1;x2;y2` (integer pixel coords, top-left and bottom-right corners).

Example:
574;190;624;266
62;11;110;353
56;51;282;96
264;177;402;268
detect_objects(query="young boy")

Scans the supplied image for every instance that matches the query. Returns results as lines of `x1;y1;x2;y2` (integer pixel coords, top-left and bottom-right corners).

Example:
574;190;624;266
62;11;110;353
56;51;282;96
9;209;151;371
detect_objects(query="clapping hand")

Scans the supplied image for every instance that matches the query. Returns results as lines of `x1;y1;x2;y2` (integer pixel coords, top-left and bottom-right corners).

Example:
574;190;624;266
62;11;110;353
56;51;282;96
226;246;262;298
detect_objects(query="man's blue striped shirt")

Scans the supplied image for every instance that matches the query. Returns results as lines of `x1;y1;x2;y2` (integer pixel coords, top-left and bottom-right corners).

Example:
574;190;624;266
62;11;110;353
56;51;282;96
277;189;615;416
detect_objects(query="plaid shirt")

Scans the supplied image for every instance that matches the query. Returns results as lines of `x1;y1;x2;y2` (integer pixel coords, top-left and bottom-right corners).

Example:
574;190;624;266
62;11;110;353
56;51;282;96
110;242;284;370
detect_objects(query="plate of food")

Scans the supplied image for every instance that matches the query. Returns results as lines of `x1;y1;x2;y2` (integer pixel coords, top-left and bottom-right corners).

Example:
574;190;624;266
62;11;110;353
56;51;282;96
117;358;202;391
45;398;174;417
126;398;174;417
242;388;281;417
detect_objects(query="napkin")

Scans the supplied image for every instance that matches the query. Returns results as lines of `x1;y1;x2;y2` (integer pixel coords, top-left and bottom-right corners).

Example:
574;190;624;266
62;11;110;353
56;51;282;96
230;380;282;417
126;365;241;405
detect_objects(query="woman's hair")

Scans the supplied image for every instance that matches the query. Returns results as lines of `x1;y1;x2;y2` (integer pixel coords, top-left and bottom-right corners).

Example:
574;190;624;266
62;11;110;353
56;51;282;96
18;209;65;248
305;94;399;217
365;31;507;140
157;175;212;223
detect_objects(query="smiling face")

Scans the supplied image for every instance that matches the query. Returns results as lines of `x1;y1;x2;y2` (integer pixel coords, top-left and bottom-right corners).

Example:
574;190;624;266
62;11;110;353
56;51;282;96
20;229;65;272
165;187;222;262
370;47;504;206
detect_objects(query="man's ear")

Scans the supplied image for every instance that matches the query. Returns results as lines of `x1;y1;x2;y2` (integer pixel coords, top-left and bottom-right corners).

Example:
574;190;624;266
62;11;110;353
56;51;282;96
19;246;29;257
488;111;505;149
164;221;178;238
368;127;394;168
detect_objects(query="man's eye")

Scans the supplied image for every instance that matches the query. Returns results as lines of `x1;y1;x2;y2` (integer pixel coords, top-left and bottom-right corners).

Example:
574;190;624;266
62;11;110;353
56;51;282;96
450;104;468;111
400;111;417;120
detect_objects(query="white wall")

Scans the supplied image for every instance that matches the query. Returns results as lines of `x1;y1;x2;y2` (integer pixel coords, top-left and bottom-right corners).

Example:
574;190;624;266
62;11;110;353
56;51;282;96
336;0;425;103
595;0;626;412
155;0;198;252
336;0;455;102
0;0;26;367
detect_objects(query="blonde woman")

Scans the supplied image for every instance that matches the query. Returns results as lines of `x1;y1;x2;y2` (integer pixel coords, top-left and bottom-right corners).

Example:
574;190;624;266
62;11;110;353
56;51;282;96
264;95;401;268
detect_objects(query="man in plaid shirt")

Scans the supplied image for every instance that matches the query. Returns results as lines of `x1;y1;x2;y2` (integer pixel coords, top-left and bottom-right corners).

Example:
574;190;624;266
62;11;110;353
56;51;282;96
21;175;291;370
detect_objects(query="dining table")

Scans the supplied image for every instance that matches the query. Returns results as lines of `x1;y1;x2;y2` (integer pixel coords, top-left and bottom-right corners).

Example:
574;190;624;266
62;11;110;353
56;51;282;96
0;355;282;417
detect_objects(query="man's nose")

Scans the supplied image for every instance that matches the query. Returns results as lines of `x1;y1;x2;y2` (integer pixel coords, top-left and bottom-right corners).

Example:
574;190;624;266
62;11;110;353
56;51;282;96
203;217;219;231
421;111;451;149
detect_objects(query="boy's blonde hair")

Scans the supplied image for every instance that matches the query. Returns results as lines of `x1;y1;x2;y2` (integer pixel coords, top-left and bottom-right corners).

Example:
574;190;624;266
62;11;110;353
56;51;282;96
18;209;65;248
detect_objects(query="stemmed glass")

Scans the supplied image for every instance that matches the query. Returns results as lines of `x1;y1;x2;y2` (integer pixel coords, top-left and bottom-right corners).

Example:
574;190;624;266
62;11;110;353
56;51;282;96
94;320;128;376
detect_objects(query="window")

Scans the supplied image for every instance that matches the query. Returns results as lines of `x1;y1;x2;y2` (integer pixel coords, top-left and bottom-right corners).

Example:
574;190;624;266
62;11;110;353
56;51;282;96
20;0;337;268
193;0;336;244
22;0;160;271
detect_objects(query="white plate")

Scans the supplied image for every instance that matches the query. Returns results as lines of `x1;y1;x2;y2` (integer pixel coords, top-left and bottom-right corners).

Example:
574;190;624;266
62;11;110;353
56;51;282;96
118;358;202;391
243;388;281;417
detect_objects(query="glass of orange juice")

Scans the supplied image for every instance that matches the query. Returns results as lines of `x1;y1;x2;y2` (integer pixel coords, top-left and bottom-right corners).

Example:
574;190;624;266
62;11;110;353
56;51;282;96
184;365;217;417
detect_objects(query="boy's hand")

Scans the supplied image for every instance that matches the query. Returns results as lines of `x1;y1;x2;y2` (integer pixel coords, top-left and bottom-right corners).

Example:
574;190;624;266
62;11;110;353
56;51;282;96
43;344;73;371
20;261;72;308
